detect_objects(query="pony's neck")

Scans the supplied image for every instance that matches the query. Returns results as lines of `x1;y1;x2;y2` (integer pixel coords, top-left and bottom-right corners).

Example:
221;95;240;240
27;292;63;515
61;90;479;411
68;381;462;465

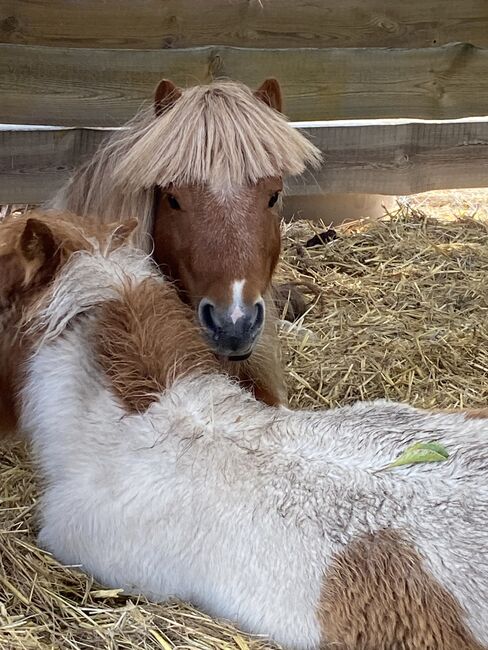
94;275;219;413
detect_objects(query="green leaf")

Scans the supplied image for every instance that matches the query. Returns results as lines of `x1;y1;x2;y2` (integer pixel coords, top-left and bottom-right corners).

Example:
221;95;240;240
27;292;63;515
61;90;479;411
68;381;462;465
413;441;449;458
411;441;449;456
385;441;449;470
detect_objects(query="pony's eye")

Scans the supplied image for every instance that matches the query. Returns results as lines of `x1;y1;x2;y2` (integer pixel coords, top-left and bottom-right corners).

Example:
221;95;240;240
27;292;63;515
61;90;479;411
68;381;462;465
167;194;181;210
268;192;280;208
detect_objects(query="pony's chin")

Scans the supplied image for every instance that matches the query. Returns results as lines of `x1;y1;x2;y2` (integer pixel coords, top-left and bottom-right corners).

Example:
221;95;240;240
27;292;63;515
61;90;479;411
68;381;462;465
215;350;253;362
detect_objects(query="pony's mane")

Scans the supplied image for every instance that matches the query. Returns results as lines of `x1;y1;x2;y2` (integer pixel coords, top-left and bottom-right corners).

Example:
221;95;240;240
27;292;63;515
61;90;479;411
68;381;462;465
113;80;322;191
50;80;322;250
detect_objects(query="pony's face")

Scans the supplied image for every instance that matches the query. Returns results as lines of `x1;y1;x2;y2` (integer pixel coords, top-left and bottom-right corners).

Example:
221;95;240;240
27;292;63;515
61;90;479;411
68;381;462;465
153;179;281;360
151;78;285;360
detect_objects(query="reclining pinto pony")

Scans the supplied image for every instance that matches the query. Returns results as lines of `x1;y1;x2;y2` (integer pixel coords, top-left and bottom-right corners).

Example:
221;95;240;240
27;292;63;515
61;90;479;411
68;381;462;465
2;210;488;650
50;78;322;407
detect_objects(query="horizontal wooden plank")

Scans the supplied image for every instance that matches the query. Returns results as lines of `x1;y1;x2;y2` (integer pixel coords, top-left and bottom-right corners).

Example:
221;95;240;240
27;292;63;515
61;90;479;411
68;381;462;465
0;128;106;204
2;0;488;49
3;120;488;204
294;120;488;195
3;42;488;126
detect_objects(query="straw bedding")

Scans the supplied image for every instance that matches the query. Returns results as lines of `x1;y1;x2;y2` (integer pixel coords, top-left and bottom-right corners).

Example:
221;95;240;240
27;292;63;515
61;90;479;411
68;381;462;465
2;207;488;649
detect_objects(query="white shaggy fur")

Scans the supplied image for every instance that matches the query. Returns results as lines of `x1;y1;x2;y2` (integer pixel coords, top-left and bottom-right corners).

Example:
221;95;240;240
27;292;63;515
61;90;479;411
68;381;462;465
26;246;156;346
21;249;488;649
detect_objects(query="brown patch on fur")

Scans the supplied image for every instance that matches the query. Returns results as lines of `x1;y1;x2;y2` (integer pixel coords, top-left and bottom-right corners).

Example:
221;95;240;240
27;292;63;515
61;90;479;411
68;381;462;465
95;278;219;413
0;252;25;303
0;299;25;438
463;408;488;419
431;407;488;420
0;378;18;438
319;529;485;650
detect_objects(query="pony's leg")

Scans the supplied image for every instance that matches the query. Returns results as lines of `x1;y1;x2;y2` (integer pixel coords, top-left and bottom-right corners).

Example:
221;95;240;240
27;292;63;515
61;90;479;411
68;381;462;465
272;279;322;323
222;345;287;407
231;374;284;407
253;383;285;407
244;290;288;406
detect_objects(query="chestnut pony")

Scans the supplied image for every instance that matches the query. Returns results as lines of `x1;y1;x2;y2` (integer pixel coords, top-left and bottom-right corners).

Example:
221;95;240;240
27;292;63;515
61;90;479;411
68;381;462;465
50;78;321;405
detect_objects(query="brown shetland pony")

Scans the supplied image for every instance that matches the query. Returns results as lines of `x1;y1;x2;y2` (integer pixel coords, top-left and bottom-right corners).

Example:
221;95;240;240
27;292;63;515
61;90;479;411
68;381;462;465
49;78;321;406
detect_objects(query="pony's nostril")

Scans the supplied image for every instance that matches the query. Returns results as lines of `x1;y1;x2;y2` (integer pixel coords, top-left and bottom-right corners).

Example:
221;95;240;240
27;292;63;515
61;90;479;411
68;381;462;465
199;300;220;333
251;301;265;331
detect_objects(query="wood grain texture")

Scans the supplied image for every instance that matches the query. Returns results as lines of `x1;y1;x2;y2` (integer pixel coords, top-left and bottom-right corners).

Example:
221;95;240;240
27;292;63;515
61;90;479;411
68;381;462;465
1;0;488;49
0;128;106;204
3;121;488;204
2;42;488;126
293;120;488;195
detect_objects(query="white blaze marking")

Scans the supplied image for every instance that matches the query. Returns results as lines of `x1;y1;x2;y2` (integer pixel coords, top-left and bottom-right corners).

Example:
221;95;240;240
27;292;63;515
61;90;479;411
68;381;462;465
230;280;246;324
230;304;244;324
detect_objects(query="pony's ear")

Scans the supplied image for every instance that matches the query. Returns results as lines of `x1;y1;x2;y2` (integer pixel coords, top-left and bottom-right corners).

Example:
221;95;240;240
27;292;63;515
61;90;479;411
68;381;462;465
154;79;182;117
254;78;283;113
111;218;139;246
18;218;60;285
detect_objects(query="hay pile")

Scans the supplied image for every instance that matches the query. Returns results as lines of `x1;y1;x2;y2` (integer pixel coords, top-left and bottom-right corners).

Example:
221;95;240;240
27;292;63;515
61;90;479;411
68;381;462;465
280;209;488;410
2;208;488;649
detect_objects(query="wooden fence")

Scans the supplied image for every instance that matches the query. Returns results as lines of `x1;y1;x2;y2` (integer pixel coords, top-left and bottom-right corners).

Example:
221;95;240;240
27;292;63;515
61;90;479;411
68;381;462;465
2;0;488;203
